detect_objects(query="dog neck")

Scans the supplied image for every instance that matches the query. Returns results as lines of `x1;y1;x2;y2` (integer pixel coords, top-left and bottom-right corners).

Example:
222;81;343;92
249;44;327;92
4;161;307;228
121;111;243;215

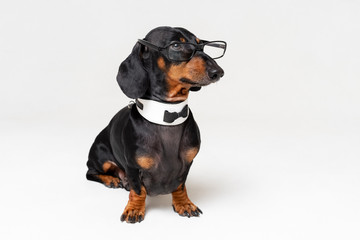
135;98;189;126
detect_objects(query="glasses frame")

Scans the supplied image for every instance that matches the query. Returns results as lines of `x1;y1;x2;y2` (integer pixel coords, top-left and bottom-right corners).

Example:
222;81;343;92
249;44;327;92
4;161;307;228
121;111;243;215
137;39;227;62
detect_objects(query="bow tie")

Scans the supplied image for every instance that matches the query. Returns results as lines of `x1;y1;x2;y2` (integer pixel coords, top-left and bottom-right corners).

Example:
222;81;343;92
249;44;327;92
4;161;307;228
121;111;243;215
163;105;189;123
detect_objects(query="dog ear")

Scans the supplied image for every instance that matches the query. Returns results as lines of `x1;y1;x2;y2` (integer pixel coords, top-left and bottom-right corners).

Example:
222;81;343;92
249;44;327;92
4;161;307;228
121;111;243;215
117;43;149;99
190;87;202;91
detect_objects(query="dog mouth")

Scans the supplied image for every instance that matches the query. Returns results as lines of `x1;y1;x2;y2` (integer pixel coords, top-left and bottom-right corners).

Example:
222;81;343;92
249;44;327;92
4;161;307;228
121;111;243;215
180;77;214;87
180;78;199;85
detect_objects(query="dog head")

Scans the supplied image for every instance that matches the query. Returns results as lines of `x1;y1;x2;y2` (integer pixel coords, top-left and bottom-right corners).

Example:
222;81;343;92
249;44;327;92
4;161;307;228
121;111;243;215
117;26;225;102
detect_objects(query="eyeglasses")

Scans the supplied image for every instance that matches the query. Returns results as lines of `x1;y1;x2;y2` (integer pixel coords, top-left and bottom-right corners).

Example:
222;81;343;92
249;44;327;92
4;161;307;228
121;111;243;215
137;39;227;62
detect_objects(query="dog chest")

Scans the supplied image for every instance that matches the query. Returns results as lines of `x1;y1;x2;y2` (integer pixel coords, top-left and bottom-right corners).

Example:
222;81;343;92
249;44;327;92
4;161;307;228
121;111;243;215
138;125;192;196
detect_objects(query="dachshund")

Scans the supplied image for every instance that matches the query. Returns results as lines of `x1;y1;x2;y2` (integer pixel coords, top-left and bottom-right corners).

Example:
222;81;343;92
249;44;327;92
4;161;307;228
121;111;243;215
86;26;226;223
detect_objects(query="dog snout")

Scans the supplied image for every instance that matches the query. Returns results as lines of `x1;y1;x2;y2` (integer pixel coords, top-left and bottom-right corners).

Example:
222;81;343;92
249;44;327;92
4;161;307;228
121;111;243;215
207;60;224;82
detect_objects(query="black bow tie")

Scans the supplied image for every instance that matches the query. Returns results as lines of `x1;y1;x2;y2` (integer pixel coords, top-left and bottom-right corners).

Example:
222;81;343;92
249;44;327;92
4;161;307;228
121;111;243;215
163;105;189;123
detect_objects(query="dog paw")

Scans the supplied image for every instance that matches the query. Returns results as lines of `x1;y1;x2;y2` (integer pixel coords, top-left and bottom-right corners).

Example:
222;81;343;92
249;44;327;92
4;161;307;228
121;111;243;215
172;202;202;218
120;207;145;223
100;175;122;188
121;187;146;223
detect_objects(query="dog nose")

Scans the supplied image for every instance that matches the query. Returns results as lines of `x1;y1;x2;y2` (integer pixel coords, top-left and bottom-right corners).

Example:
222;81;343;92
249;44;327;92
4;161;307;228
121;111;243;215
208;66;224;81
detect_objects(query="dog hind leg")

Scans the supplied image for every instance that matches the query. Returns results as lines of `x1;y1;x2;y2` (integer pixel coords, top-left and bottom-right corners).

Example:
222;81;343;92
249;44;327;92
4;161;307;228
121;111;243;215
86;128;129;189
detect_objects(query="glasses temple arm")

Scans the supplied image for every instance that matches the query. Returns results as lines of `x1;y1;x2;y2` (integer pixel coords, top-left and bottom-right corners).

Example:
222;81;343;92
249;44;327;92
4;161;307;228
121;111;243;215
206;43;226;49
199;39;227;49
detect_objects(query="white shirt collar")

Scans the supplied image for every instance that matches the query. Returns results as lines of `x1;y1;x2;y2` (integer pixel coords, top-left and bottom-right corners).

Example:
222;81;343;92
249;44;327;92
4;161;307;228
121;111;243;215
135;98;189;126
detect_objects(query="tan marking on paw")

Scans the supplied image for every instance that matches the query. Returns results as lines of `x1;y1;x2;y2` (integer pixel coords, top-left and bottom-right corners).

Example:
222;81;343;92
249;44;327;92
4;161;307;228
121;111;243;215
121;186;147;223
172;184;202;217
98;175;121;188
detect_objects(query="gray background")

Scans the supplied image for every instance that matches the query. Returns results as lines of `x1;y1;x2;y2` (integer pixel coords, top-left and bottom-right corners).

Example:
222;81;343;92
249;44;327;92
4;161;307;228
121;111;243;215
1;0;359;239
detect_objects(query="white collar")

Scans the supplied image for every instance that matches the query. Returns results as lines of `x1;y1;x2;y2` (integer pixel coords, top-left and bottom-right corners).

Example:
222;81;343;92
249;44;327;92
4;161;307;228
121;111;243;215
135;98;189;126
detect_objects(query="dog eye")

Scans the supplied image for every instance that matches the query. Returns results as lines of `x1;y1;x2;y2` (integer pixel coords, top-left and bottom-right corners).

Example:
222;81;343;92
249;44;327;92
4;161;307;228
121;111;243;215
170;43;183;51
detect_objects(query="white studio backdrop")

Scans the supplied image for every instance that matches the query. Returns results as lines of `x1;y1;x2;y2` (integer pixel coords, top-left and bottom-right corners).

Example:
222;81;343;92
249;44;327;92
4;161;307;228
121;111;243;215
1;0;359;239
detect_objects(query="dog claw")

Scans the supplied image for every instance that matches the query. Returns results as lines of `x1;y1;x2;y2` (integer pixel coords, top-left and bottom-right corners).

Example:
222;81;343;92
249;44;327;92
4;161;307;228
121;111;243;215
128;215;136;223
191;210;199;216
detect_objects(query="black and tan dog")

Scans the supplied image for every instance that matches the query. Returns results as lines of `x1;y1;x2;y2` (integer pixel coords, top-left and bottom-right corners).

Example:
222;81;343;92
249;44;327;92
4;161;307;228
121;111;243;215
86;26;226;223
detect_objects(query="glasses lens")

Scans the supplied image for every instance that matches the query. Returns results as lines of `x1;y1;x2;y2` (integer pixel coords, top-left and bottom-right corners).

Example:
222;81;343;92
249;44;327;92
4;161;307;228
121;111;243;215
167;43;196;61
203;41;226;59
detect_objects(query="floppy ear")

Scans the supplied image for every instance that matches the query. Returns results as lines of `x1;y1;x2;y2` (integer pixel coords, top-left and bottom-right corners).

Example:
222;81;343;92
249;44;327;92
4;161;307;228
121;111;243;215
117;43;149;99
190;86;202;91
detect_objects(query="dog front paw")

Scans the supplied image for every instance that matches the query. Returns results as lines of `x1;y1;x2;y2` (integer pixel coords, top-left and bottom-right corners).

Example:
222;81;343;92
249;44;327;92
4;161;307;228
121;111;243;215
121;206;145;223
172;184;202;218
120;187;146;223
172;202;202;217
